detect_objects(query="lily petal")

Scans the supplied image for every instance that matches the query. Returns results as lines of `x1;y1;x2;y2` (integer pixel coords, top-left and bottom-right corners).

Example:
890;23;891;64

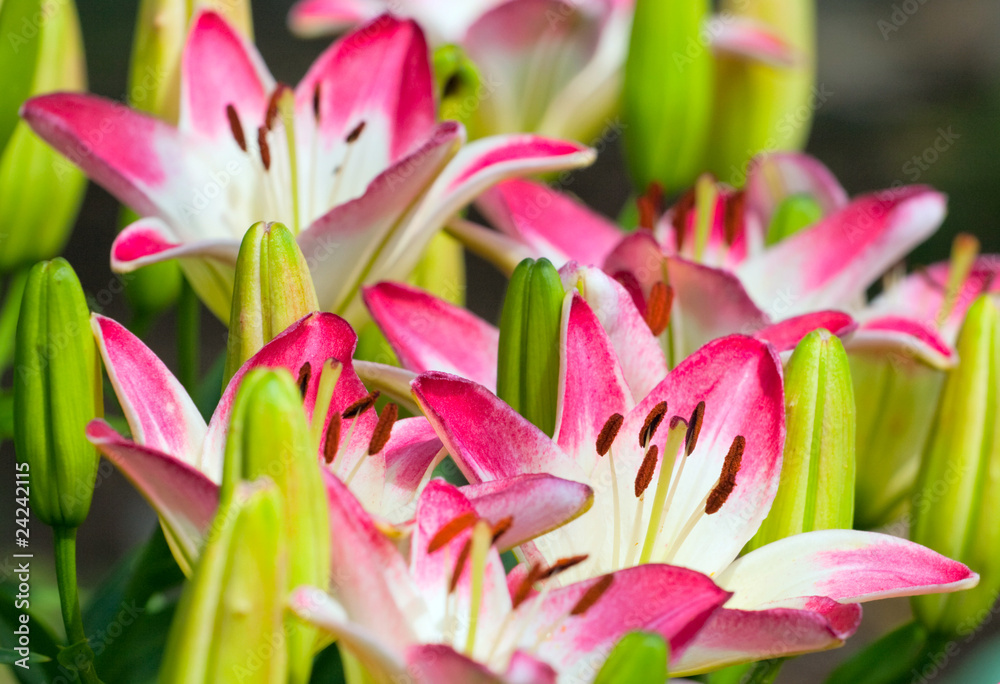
86;420;217;576
91;314;206;462
745;152;849;234
287;0;378;37
717;529;979;608
364;281;499;390
381;417;446;523
711;18;797;68
753;311;857;352
406;645;557;684
110;217;240;272
847;316;956;370
476;179;622;267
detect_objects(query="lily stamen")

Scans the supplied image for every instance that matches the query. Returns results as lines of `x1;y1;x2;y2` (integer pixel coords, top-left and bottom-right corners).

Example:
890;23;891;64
638;401;668;448
705;435;745;515
638;419;687;564
323;413;341;464
429;511;479;553
596;413;624;456
343;391;380;419
644;282;673;337
225;103;247;151
367;402;398;455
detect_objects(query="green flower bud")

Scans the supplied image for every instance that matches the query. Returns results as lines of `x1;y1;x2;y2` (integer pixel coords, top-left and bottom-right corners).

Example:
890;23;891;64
13;258;102;528
623;0;714;192
764;192;823;246
707;0;816;185
912;295;1000;637
497;258;566;437
0;0;86;272
409;231;466;307
224;222;319;386
748;329;855;551
221;368;330;684
433;44;485;141
594;632;668;684
160;479;288;684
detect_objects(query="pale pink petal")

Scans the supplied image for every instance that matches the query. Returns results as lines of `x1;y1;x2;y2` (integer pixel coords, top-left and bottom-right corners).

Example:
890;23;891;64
738;187;947;314
476;179;622;267
180;11;275;141
287;0;379;37
91;314;206;463
412;372;587;484
745;152;849;234
717;530;978;608
86;420;218;575
673;598;862;675
460;474;594;551
711;18;797;67
601;230;664;311
554;293;633;471
753;311;857;352
363;281;499;391
406;646;558;684
110;217;240;272
381;417;446;521
848;316;956;370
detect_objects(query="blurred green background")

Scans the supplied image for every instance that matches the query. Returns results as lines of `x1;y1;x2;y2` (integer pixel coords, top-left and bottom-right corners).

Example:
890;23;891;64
3;0;1000;681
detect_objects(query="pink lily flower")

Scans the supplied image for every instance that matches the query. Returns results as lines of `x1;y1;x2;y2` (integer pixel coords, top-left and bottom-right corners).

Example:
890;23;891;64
86;311;591;575
287;0;634;143
465;153;948;365
290;476;731;683
409;295;978;673
20;11;593;321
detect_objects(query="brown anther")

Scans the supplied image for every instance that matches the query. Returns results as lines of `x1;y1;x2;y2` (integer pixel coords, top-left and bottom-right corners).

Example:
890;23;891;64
312;83;322;119
490;516;513;544
448;538;472;593
265;85;288;131
226;104;247;151
297;362;312;397
705;435;745;515
644;282;673;336
634;444;658;498
596;413;624;456
639;401;668;448
636;181;664;230
723;191;746;245
346;120;366;143
323;412;342;464
671;189;696;252
257;126;271;170
511;563;545;609
342;391;380;419
570;574;614;616
685;401;706;456
538;555;588;581
367;402;398;455
428;511;479;553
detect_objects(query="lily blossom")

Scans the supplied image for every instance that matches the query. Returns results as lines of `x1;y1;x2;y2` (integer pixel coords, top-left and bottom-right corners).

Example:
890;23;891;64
410;298;978;673
290;476;731;683
21;11;593;321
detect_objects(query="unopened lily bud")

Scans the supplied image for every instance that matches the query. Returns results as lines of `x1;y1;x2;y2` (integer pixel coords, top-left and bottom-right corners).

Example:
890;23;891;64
221;368;329;684
912;295;1000;637
594;632;669;684
748;329;855;551
497;258;566;436
707;0;816;184
160;480;288;684
13;259;102;528
764;192;823;245
224;222;319;385
433;44;485;141
623;0;714;192
1;0;86;271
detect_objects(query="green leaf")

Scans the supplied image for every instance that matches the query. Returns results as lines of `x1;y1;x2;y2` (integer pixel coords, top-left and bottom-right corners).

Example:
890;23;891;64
0;0;41;152
594;631;668;684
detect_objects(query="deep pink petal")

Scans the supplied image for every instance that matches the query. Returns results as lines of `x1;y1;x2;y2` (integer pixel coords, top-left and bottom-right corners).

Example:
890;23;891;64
460;474;594;551
180;11;275;141
849;315;956;369
411;372;587;484
476;179;622;267
111;217;240;272
602;230;664;311
753;311;857;352
86;420;218;575
91;314;206;463
363;281;499;390
738;186;947;314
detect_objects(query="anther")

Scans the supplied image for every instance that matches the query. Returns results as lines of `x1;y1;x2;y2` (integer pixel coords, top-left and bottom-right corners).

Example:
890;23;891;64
637;181;664;230
671;189;696;252
570;575;614;616
342;391;380;419
312;83;322;119
323;412;341;464
490;516;513;545
297;362;312;397
596;413;624;456
511;564;544;609
367;402;398;455
644;282;673;337
226;104;247;151
639;401;668;448
257;126;271;170
538;555;588;581
705;435;745;515
346;121;366;143
428;511;479;553
685;401;706;456
723;191;746;245
264;85;287;131
449;538;472;593
634;445;658;498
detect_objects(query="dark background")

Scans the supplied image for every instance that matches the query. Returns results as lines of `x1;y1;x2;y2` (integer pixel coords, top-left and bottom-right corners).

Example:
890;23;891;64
4;0;1000;681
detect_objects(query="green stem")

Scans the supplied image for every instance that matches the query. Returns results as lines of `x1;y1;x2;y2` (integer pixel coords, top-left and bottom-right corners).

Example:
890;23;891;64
177;278;200;394
54;527;100;684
